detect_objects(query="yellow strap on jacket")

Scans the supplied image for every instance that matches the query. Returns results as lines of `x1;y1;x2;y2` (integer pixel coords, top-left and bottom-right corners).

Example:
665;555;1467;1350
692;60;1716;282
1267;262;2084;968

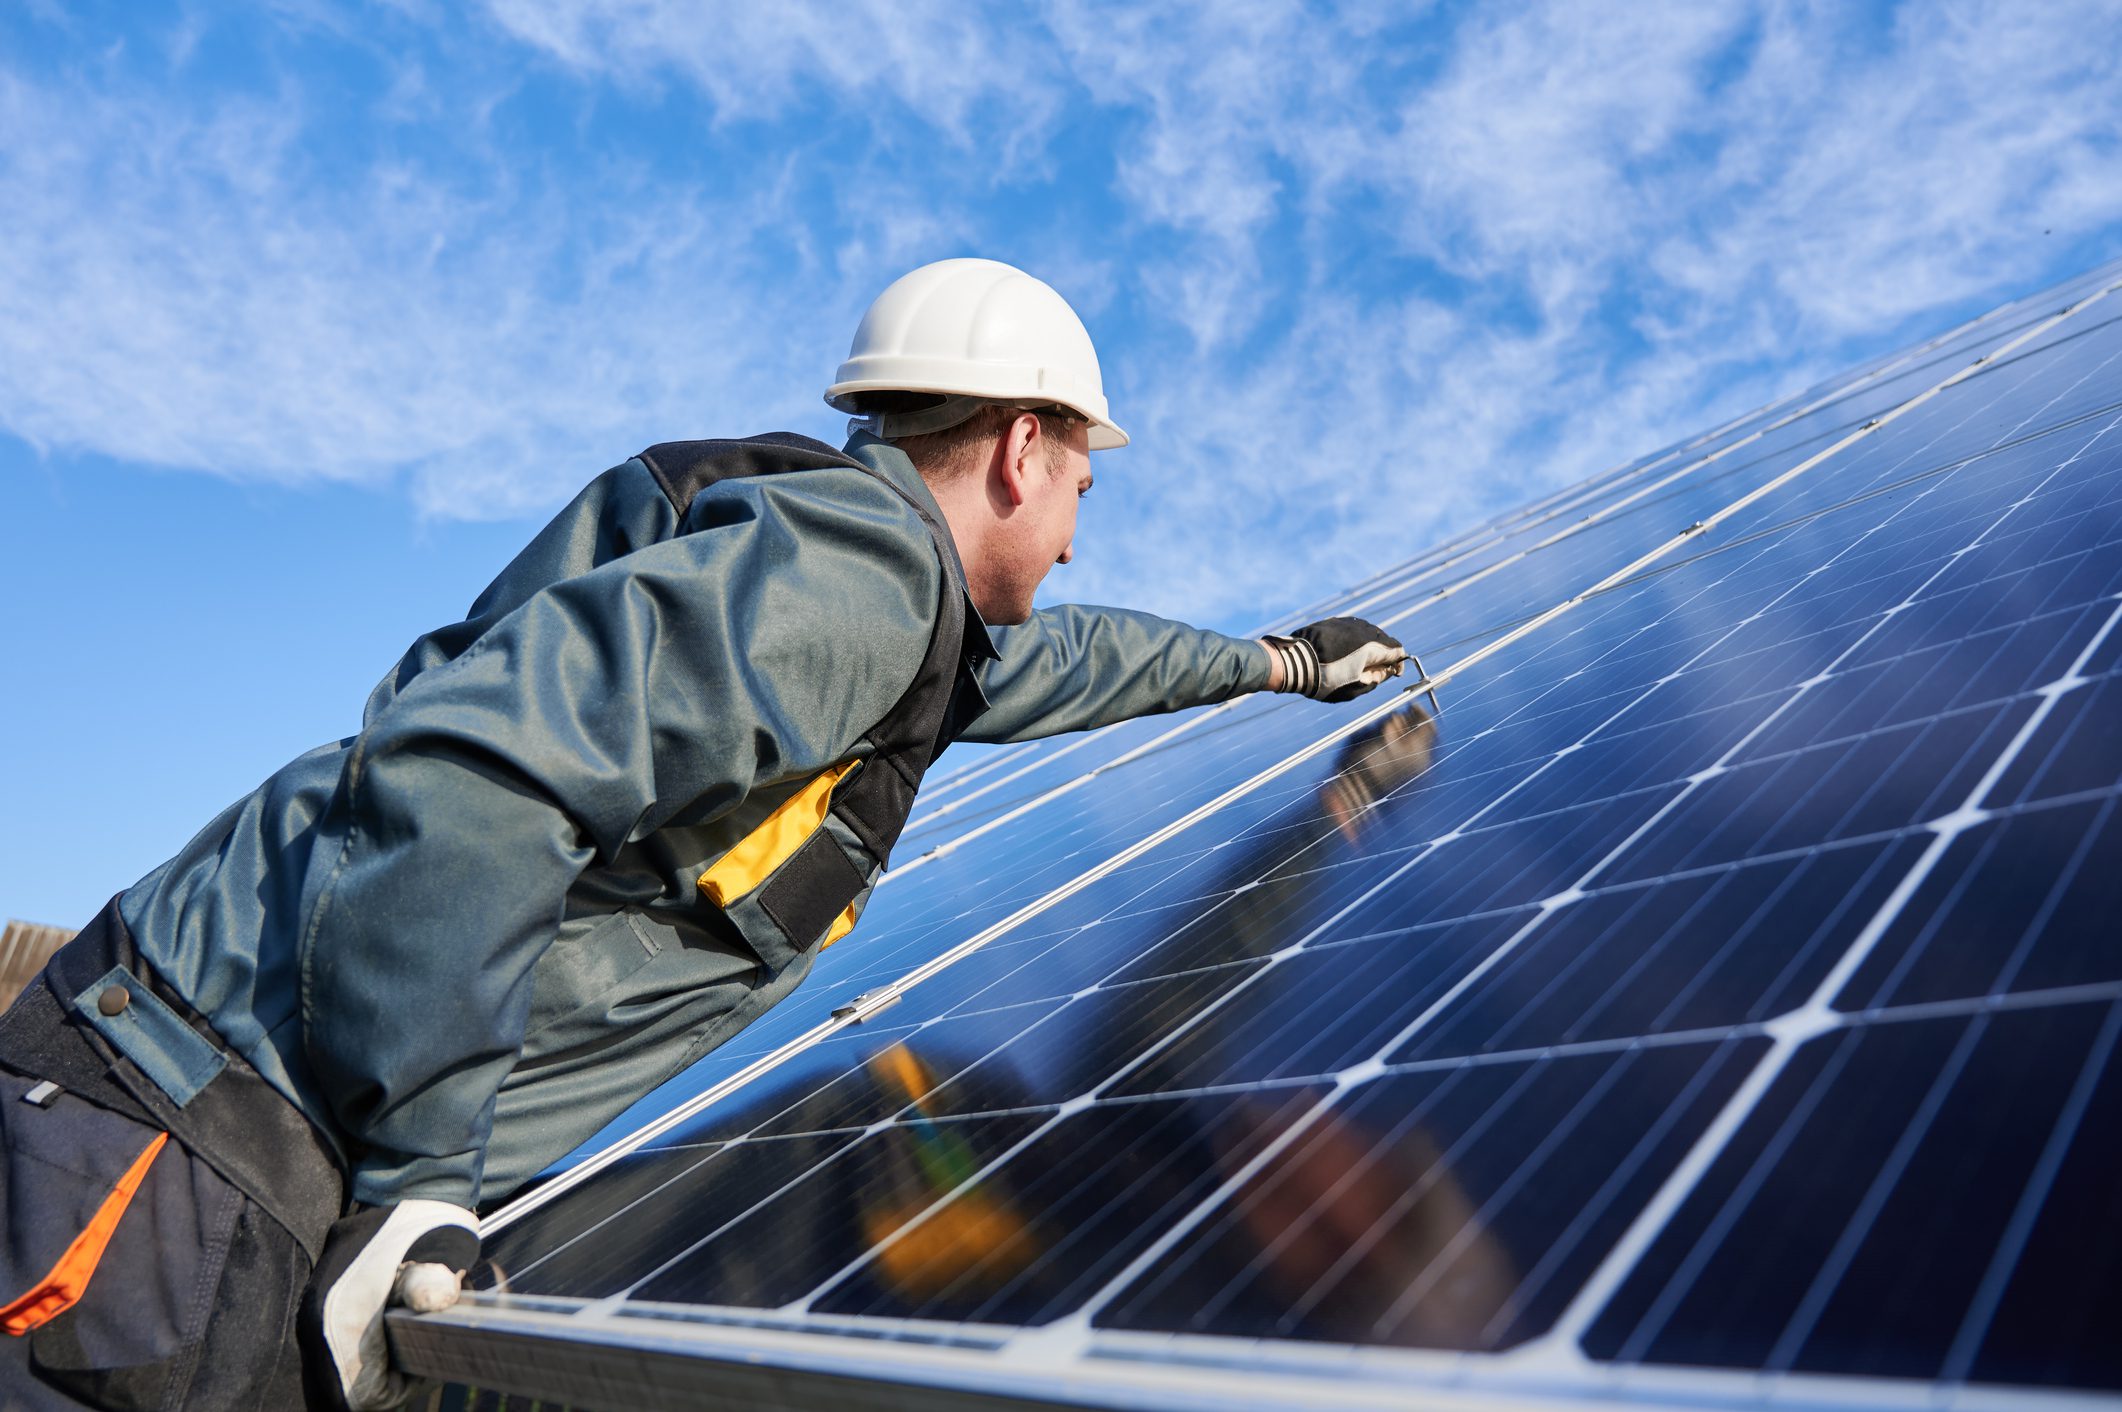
699;761;862;948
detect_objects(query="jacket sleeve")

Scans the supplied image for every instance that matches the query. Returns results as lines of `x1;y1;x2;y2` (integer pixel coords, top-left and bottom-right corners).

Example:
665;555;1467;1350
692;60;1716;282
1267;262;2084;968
964;604;1272;744
302;472;941;1208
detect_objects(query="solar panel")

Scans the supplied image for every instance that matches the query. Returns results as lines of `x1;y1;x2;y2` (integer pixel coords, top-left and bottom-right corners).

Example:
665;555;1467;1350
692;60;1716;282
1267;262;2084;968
399;259;2122;1412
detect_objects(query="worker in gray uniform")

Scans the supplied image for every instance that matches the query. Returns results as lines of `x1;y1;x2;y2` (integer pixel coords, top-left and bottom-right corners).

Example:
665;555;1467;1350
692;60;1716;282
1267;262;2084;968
0;258;1409;1410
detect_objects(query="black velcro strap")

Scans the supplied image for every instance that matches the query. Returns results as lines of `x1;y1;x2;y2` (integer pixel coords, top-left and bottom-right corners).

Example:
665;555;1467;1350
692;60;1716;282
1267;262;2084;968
758;831;869;949
637;435;867;516
833;752;920;861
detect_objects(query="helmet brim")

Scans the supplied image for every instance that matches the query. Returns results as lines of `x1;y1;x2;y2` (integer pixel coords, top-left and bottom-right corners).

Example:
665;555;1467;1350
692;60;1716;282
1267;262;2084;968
827;376;1129;451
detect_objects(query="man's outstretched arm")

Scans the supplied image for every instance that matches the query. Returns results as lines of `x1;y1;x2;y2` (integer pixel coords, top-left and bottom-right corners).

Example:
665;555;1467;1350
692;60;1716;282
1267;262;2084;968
969;606;1406;743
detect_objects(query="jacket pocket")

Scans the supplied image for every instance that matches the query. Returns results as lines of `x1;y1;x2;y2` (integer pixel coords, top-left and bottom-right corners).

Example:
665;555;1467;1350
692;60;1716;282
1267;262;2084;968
698;762;869;968
524;910;668;1045
2;1071;242;1409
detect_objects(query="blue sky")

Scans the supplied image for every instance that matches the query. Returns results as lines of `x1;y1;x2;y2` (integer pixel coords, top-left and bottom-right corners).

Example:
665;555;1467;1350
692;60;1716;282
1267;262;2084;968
4;0;2120;926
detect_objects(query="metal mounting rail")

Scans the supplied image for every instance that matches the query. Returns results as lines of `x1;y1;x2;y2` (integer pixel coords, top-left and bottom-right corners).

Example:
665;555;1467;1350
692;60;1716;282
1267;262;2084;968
390;1296;2110;1412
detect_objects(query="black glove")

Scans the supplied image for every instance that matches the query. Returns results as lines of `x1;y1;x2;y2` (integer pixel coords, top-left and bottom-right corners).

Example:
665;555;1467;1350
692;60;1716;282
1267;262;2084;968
301;1200;480;1410
1263;617;1408;702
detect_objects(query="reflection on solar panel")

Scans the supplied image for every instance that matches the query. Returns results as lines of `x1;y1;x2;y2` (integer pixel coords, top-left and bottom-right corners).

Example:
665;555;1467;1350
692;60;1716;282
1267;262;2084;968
400;259;2122;1412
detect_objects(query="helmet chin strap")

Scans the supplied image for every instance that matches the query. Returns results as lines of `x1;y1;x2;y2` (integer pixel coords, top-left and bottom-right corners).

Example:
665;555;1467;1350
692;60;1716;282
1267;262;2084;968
848;394;992;442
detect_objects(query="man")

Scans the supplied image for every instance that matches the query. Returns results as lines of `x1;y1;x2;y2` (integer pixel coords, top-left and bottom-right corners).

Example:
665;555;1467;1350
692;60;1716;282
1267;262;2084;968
0;258;1408;1410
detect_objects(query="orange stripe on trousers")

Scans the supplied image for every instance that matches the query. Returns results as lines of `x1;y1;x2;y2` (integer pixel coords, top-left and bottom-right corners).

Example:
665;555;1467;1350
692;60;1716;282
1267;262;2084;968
2;1130;170;1335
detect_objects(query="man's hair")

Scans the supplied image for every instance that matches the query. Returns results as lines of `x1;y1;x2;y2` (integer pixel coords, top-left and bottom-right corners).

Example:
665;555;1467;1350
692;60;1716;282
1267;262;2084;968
867;395;1080;483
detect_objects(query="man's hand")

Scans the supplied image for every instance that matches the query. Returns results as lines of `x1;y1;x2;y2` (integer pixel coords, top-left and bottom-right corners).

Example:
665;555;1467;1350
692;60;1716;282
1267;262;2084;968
302;1200;480;1410
1263;617;1409;702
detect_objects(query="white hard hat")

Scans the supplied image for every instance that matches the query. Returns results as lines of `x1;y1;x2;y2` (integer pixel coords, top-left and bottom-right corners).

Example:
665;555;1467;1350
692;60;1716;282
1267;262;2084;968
827;258;1129;450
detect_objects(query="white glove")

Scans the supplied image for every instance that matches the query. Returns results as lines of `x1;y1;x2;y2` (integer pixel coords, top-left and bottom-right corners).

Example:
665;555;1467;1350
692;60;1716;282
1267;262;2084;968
1263;617;1409;702
303;1199;480;1410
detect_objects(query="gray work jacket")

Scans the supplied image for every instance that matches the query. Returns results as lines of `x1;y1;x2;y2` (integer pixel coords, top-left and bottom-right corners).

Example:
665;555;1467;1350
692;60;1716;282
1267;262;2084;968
115;434;1269;1208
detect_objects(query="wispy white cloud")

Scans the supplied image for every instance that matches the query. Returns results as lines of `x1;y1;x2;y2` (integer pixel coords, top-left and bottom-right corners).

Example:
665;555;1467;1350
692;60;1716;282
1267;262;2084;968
480;0;1057;144
1030;0;2122;619
1653;0;2122;335
3;0;2119;631
0;57;843;518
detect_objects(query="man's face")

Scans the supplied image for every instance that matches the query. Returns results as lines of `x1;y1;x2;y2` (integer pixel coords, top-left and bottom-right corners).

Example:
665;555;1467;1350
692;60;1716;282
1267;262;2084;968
987;423;1092;624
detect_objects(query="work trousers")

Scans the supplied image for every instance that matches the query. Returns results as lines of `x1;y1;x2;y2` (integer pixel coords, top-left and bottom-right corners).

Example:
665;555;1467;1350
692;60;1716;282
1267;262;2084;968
1;899;346;1411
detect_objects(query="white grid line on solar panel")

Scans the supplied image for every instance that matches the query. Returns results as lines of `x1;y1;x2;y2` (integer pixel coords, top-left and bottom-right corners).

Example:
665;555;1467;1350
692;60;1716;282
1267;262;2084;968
481;414;2122;1341
484;282;2119;1235
1758;1010;2005;1369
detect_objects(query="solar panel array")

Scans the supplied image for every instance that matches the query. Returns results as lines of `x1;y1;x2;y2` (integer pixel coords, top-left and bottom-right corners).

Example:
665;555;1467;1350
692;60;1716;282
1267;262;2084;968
404;259;2122;1412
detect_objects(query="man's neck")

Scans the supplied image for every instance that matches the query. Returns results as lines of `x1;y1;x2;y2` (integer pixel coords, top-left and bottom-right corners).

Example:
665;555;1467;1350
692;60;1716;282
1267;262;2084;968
918;468;1004;614
841;430;1004;624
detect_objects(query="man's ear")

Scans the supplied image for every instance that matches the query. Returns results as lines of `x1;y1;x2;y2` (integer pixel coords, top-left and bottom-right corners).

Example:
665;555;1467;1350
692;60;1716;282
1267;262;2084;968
996;412;1043;507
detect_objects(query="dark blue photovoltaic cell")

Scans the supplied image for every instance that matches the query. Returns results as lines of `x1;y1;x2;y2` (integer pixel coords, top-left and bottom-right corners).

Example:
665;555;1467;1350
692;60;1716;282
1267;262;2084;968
1583;1003;2122;1389
1105;914;1530;1093
626;1112;1054;1308
1096;1039;1763;1348
476;260;2122;1405
1836;797;2122;1009
809;1089;1321;1326
1378;838;1925;1063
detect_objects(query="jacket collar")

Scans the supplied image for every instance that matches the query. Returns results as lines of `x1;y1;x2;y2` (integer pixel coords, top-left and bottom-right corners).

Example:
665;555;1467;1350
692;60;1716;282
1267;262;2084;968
844;431;999;664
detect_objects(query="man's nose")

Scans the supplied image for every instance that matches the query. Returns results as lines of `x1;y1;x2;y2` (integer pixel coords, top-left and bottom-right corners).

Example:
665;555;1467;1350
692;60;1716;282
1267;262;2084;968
1056;544;1073;565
